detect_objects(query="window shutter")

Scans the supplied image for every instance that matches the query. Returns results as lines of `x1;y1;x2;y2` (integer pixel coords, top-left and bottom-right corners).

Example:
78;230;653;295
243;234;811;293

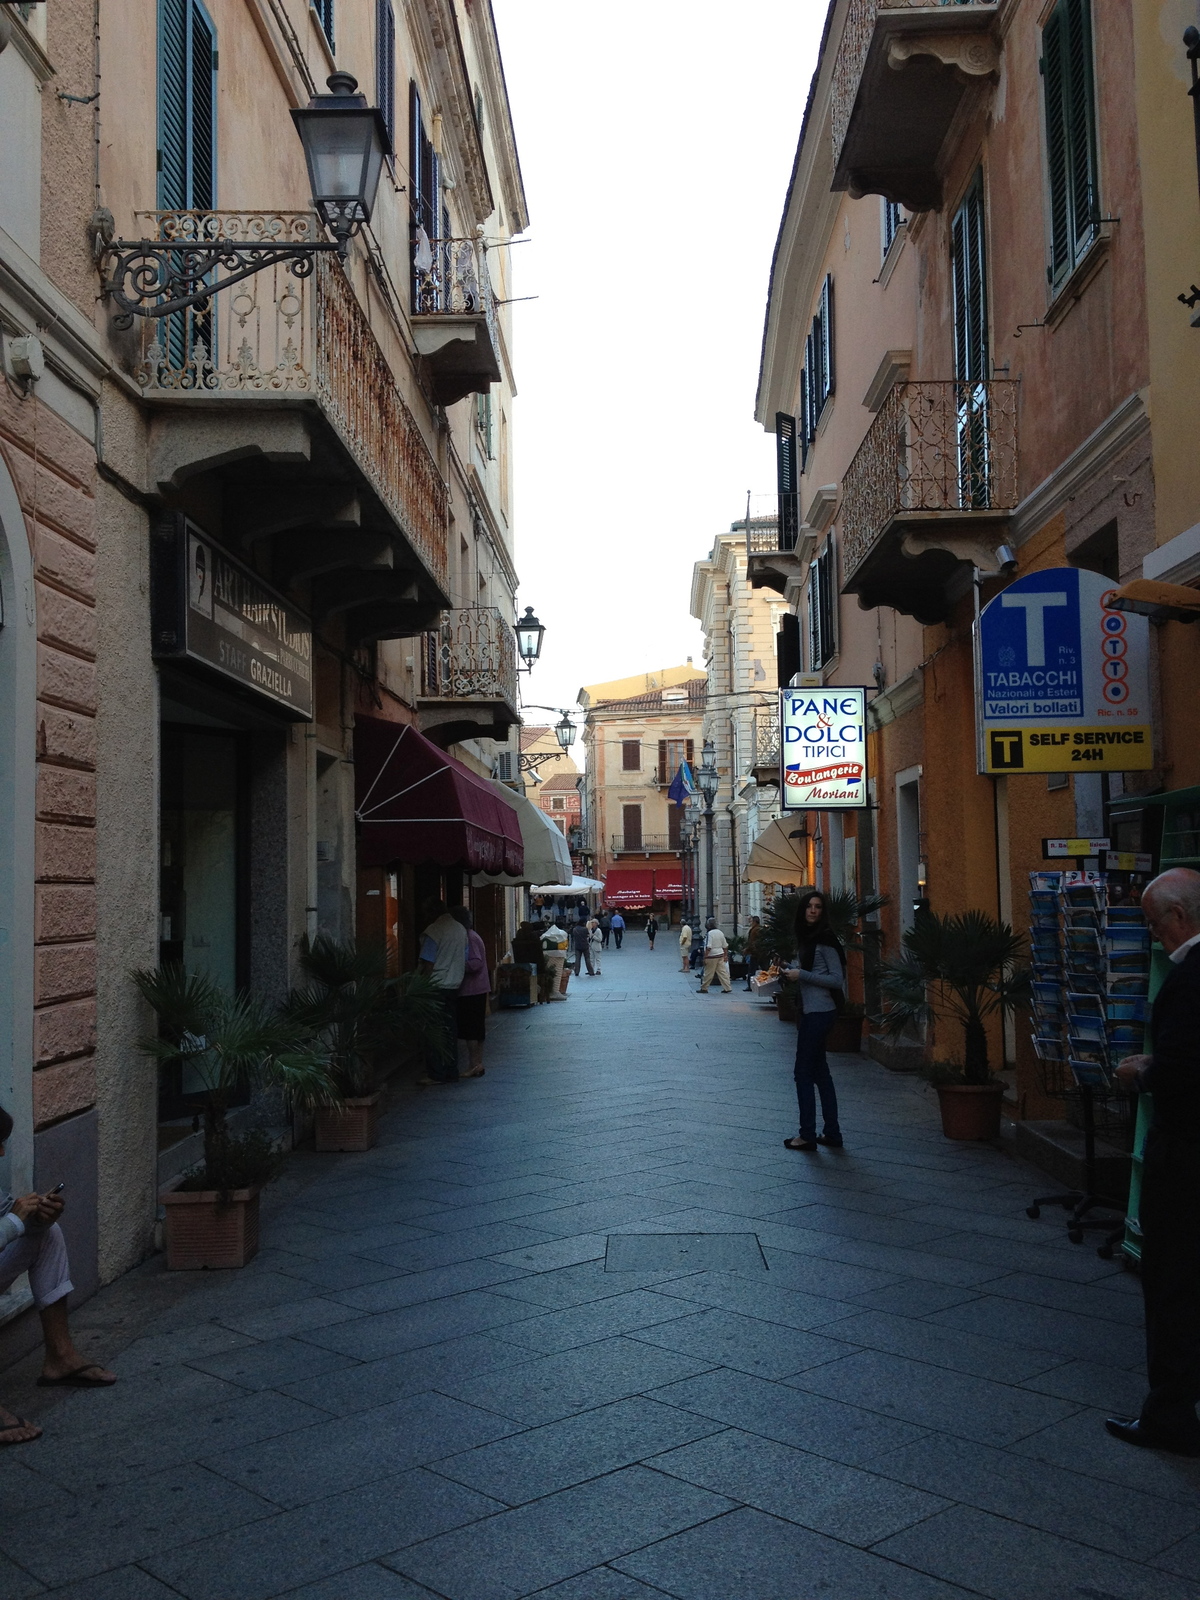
189;1;216;210
775;413;799;552
803;330;816;440
686;738;694;767
1042;7;1070;283
668;806;682;849
777;614;800;688
622;806;642;850
821;275;835;399
952;172;988;383
658;740;668;784
1065;0;1097;256
622;740;640;772
158;0;189;210
376;1;396;147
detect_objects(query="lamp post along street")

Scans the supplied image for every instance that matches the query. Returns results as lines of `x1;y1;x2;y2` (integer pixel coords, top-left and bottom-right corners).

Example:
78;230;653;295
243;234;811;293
699;738;719;925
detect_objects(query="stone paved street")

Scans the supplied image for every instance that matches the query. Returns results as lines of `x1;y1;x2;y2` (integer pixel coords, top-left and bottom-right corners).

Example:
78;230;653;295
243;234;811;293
2;943;1199;1599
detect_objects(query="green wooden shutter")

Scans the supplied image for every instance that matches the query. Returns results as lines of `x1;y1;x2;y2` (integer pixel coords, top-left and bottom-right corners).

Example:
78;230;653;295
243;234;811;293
775;413;799;551
376;1;396;147
821;275;835;400
1042;0;1097;288
190;1;216;210
952;171;988;383
158;0;189;210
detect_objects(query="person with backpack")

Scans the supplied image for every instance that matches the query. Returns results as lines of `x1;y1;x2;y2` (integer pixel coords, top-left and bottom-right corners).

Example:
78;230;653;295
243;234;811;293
783;890;846;1152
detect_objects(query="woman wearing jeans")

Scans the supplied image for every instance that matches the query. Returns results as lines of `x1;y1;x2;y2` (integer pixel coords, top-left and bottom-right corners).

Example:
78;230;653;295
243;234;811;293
783;892;845;1153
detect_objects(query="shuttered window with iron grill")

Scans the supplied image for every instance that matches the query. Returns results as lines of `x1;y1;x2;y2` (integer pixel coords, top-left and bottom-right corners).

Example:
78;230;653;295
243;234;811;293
1041;0;1099;290
158;0;217;367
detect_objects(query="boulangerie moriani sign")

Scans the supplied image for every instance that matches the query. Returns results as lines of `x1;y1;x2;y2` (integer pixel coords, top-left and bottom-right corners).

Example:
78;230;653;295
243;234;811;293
780;687;868;810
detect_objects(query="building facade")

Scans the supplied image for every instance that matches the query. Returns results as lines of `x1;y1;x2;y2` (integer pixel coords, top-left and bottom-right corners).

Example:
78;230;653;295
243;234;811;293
579;666;706;921
690;517;789;932
0;0;529;1336
756;0;1199;1115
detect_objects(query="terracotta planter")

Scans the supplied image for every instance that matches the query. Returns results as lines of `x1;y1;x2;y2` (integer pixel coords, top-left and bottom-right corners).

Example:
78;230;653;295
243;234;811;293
936;1083;1005;1141
314;1093;381;1153
827;1015;864;1053
160;1184;262;1270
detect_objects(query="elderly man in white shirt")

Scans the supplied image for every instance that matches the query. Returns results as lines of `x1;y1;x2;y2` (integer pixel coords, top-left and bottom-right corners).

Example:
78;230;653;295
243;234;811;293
0;1104;115;1447
698;918;733;994
416;899;469;1085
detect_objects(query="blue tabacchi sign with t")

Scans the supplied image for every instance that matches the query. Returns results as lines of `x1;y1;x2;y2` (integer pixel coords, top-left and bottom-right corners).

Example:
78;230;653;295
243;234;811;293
975;567;1152;774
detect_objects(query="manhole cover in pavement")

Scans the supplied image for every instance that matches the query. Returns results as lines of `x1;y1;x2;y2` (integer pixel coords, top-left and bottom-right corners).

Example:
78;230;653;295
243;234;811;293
604;1233;767;1272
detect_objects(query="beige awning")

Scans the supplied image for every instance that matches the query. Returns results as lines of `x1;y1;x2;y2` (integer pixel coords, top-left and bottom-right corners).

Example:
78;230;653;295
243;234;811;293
742;816;813;887
473;782;574;888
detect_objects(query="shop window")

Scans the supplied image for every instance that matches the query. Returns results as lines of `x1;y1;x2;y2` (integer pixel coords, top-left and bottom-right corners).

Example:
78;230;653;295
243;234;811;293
1042;0;1099;291
808;537;838;671
621;739;641;772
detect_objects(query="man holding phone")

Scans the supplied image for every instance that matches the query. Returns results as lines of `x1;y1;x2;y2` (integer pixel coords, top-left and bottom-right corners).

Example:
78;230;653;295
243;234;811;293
0;1104;115;1447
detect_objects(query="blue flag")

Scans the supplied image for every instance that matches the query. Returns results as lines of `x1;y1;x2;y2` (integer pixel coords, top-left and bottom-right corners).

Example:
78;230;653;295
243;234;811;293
667;762;696;807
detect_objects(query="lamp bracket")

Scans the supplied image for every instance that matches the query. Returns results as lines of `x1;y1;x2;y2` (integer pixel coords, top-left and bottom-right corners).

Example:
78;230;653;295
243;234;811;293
100;237;342;327
518;750;561;773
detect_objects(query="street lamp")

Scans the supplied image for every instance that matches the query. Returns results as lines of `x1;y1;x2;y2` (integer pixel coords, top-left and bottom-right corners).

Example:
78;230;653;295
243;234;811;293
515;607;546;671
555;713;576;751
679;818;695;924
99;73;390;325
698;738;719;924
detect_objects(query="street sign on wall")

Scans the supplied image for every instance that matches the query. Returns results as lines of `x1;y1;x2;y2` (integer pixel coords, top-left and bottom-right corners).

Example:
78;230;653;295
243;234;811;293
976;567;1152;774
780;687;868;810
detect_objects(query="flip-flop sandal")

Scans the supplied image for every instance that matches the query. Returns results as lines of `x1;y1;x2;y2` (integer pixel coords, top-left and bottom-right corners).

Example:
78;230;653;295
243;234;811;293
36;1366;116;1388
0;1417;42;1446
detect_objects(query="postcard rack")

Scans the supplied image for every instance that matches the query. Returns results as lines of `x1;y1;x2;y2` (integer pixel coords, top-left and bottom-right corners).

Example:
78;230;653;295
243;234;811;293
1025;870;1144;1256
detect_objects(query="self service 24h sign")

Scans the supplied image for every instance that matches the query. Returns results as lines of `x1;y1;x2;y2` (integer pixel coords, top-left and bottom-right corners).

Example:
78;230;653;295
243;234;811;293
976;567;1152;775
780;687;868;810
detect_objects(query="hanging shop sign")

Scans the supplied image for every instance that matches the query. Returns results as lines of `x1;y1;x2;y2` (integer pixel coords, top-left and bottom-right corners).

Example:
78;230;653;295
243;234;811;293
151;514;313;719
976;567;1152;775
779;686;868;810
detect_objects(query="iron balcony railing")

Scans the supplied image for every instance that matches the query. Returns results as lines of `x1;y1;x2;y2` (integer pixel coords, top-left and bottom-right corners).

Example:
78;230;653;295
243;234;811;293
131;210;450;591
744;518;789;557
832;0;1000;166
840;379;1019;584
422;606;517;706
752;709;780;771
412;231;499;341
610;834;673;854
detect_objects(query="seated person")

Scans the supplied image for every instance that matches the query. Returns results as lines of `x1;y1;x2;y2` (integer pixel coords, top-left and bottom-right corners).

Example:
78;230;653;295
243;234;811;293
0;1103;115;1447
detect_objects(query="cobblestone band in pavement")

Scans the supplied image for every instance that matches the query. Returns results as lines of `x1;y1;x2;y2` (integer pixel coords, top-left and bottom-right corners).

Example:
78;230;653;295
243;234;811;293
1;942;1197;1599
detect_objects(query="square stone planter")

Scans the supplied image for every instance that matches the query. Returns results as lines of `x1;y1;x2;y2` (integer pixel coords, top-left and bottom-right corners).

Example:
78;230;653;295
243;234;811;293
160;1184;262;1270
314;1093;381;1153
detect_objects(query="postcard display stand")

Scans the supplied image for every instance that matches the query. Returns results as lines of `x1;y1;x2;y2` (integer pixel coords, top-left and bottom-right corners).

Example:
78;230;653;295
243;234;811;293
1025;871;1146;1258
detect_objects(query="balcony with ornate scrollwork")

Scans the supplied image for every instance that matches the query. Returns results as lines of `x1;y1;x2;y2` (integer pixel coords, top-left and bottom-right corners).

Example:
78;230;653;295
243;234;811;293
745;515;817;598
128;210;450;642
840;379;1019;624
750;708;781;784
418;606;520;747
832;0;1003;212
410;232;502;406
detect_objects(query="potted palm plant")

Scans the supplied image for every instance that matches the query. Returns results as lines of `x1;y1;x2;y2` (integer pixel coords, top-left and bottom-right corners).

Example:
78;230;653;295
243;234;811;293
876;909;1030;1140
135;966;336;1269
285;937;453;1152
821;889;888;1051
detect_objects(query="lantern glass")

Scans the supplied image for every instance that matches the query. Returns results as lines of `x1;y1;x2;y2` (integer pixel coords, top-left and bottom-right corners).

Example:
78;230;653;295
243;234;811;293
291;74;390;239
515;606;545;667
698;738;719;803
555;713;575;750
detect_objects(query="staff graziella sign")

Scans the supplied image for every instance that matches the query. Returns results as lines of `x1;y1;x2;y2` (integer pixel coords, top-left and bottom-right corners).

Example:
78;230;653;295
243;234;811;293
780;687;868;810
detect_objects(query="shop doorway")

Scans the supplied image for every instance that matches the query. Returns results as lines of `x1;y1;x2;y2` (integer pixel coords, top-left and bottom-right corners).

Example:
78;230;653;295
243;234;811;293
896;768;922;934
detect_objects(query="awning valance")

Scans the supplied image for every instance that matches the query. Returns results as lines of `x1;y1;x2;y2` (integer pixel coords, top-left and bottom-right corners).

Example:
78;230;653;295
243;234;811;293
654;867;683;900
354;715;523;875
604;867;654;908
474;782;573;888
742;816;813;887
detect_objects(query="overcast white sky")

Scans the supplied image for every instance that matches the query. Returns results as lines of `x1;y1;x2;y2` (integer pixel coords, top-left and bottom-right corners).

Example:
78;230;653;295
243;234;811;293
490;1;823;719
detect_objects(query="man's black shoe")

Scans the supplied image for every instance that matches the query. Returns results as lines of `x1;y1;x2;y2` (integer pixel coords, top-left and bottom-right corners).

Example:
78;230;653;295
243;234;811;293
1105;1417;1200;1457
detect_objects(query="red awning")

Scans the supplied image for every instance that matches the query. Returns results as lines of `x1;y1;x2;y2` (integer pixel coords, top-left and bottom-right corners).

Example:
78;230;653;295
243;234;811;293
604;868;654;908
354;715;523;875
654;866;683;900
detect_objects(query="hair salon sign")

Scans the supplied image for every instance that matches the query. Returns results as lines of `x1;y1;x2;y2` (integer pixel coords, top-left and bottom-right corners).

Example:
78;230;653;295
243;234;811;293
779;687;868;810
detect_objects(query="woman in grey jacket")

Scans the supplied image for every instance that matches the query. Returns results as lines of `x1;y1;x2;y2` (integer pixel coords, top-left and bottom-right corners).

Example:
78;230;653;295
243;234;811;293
783;892;846;1152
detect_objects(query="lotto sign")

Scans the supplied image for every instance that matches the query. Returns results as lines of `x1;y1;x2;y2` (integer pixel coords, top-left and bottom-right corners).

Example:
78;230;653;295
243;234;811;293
976;568;1152;774
780;687;868;810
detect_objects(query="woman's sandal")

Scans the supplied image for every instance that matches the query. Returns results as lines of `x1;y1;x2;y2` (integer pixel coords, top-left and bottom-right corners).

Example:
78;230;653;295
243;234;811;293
783;1137;818;1152
36;1365;116;1389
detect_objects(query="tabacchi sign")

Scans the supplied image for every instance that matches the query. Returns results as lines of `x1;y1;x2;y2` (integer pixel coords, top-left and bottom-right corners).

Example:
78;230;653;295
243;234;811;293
780;687;868;810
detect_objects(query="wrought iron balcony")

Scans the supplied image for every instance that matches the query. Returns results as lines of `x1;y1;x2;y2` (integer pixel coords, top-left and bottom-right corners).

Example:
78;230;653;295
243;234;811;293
745;516;817;597
130;211;450;625
840;379;1018;624
610;835;674;855
750;709;781;783
832;0;1001;212
410;232;501;406
418;606;519;747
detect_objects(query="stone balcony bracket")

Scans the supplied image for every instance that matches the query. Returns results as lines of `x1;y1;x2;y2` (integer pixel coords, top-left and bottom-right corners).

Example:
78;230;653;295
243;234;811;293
833;1;1003;213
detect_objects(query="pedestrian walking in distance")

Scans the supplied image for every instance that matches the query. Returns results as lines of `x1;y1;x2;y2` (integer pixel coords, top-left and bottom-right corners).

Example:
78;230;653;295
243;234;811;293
610;912;625;949
1110;868;1200;1456
646;914;659;950
679;919;693;972
571;918;596;977
587;915;604;976
783;891;845;1151
743;914;764;991
599;911;612;949
698;917;732;993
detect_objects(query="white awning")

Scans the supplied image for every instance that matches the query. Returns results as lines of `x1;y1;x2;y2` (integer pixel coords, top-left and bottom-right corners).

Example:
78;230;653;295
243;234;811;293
529;876;604;896
742;816;813;886
473;783;574;888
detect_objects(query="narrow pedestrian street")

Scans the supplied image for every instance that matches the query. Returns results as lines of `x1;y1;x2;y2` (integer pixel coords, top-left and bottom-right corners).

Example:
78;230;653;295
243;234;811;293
1;944;1195;1600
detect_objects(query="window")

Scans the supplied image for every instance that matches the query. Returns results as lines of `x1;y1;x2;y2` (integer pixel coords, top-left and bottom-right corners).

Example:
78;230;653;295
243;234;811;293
952;171;988;382
158;0;216;366
410;83;443;309
799;274;835;464
311;0;334;48
552;796;565;810
775;413;799;552
475;390;494;458
657;738;693;783
777;613;801;689
496;752;513;780
1042;0;1099;290
621;739;641;772
622;806;643;850
668;805;683;850
808;537;837;671
882;199;904;260
376;1;396;147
